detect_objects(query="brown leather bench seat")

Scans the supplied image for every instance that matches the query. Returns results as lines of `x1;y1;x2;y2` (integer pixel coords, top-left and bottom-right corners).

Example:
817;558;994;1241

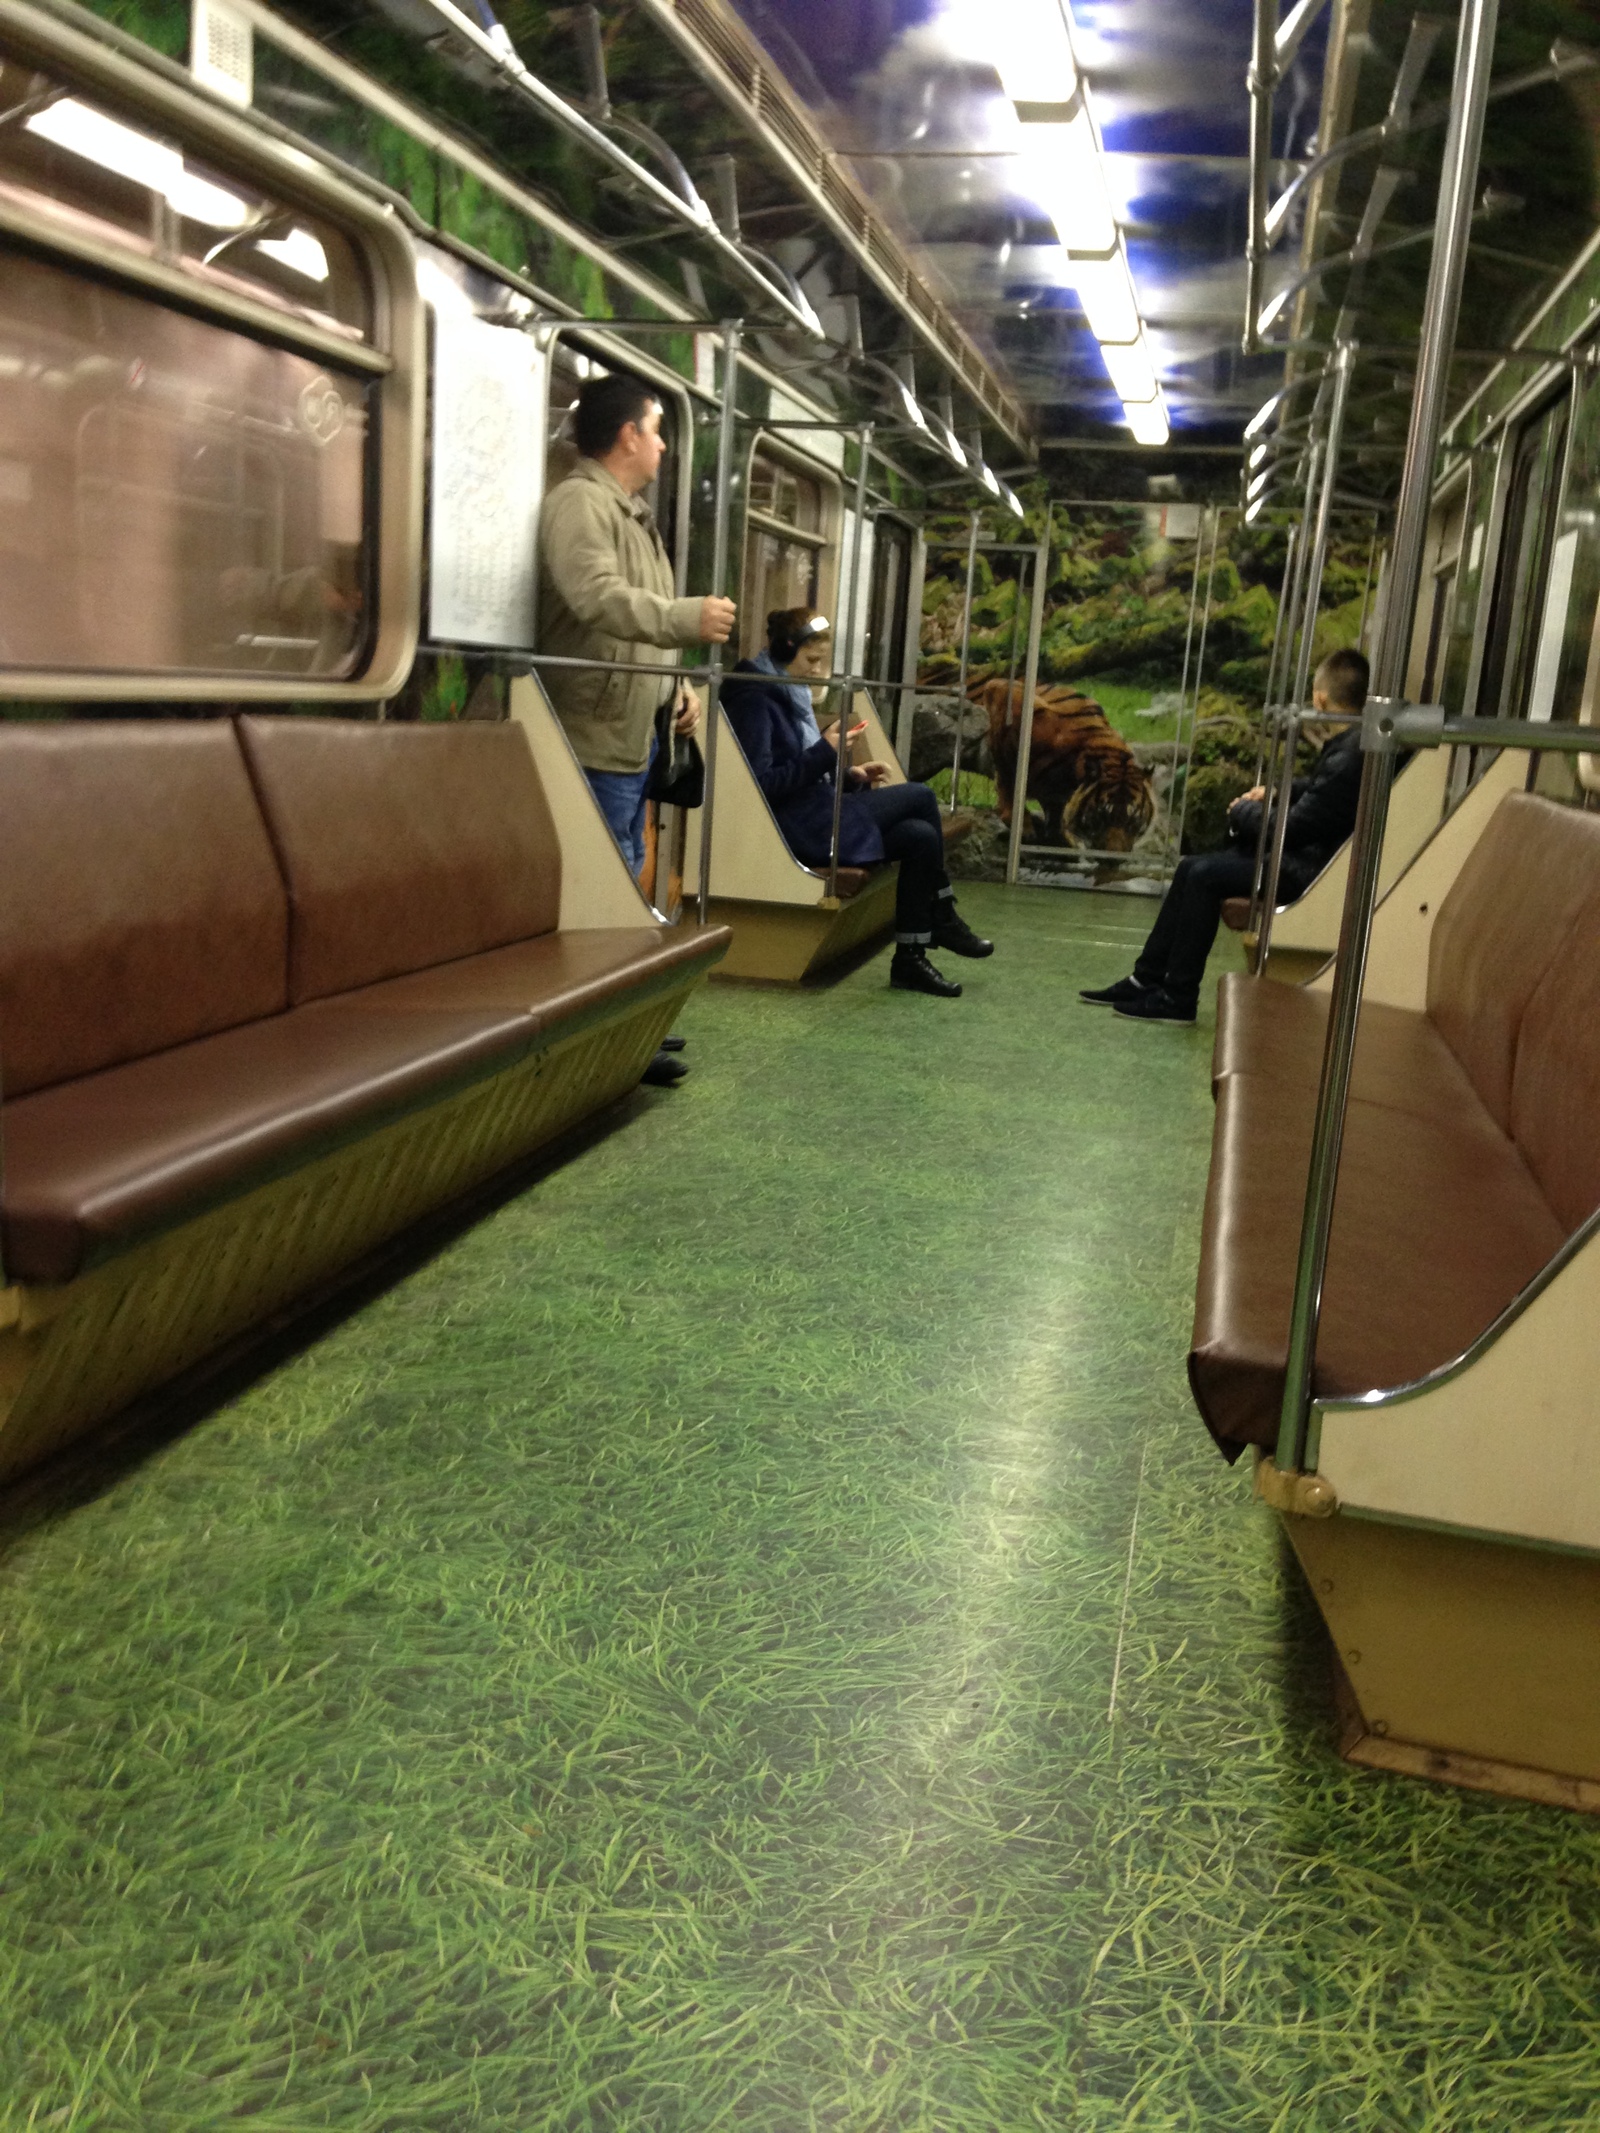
1192;792;1600;1459
0;717;727;1289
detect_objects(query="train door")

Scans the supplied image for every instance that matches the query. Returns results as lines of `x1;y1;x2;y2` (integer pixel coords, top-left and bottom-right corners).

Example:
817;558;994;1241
864;513;914;692
1476;389;1572;722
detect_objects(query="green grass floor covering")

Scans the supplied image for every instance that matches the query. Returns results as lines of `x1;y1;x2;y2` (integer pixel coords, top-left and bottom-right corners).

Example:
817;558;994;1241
4;883;1600;2130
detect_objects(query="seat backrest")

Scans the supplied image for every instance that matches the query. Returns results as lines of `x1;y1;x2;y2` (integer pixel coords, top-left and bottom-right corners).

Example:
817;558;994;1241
238;717;561;1004
1509;880;1600;1234
1426;792;1600;1130
0;721;289;1098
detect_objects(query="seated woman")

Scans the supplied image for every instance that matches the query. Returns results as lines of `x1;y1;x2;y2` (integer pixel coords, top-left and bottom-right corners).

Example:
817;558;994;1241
723;608;993;997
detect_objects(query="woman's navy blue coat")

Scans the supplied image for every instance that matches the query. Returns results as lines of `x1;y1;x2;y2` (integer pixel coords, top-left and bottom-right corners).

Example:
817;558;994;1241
722;662;886;866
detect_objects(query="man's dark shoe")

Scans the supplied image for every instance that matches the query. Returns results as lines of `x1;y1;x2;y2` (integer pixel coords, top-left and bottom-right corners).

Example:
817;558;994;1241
1080;975;1147;1007
890;947;963;998
659;1034;687;1053
932;909;994;959
641;1048;690;1086
1113;988;1196;1025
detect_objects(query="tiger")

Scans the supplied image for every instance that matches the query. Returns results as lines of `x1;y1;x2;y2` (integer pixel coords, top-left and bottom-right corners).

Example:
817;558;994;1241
975;678;1156;852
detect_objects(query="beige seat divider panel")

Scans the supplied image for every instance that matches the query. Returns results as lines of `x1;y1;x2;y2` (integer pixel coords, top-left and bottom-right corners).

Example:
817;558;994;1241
1308;749;1525;1005
1269;747;1449;955
682;705;826;907
509;677;661;929
1311;1219;1600;1551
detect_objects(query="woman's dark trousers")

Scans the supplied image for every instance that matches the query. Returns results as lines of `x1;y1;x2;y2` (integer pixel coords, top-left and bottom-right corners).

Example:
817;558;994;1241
855;782;953;943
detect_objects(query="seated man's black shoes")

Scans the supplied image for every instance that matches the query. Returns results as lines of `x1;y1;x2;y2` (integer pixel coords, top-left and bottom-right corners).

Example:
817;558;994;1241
1112;988;1196;1025
890;946;963;998
659;1034;687;1053
641;1047;690;1086
1080;974;1148;1007
932;909;994;959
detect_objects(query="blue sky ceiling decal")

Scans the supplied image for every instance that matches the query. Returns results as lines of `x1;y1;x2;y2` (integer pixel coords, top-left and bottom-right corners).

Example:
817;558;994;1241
730;0;1329;443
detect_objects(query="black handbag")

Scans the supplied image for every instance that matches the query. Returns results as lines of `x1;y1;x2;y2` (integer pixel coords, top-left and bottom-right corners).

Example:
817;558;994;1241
648;694;705;810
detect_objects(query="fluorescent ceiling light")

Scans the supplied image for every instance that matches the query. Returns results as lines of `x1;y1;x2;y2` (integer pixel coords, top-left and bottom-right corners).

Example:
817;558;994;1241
1245;493;1267;523
999;482;1026;519
893;379;929;434
27;97;250;228
1249;439;1271;470
1071;255;1140;345
256;228;329;283
1247;465;1274;500
1024;110;1116;254
946;0;1077;104
972;458;1001;499
1124;398;1169;447
1244;391;1284;440
1099;337;1157;404
1257;285;1293;336
930;414;968;470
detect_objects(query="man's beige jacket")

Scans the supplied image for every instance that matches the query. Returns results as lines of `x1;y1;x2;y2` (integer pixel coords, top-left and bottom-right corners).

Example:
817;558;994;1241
538;458;704;774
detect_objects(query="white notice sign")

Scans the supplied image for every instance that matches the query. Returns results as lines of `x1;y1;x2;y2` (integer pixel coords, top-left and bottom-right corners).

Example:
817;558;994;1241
429;315;545;648
1528;527;1580;724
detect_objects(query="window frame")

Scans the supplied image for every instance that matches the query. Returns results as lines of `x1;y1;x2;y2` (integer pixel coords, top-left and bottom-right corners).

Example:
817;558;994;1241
738;431;842;661
0;0;423;701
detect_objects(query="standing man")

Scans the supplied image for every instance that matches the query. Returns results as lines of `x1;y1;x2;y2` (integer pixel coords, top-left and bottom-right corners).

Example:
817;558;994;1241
540;371;736;1085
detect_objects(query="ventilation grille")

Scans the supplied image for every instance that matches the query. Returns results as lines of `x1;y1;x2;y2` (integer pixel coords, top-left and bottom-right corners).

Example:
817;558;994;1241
190;0;253;107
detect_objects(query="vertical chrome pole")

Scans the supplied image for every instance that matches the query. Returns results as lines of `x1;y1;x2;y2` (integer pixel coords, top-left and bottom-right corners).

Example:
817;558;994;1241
1276;0;1500;1474
1173;507;1224;860
1258;342;1355;966
826;423;873;901
1356;522;1379;648
947;511;981;812
1244;0;1278;355
1005;504;1053;885
1168;512;1207;870
1252;517;1301;801
1250;442;1321;941
697;320;742;928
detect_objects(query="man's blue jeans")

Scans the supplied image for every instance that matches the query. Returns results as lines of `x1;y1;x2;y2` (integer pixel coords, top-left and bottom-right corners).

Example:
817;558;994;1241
585;735;658;878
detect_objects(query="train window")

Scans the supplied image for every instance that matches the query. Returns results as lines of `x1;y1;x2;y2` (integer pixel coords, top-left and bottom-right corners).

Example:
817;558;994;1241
742;447;830;655
0;244;369;678
1477;394;1570;719
0;57;371;343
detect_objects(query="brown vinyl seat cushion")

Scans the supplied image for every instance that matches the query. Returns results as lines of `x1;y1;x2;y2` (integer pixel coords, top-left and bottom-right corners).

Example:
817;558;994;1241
2;925;723;1288
0;714;729;1286
237;716;563;1002
1192;792;1600;1458
0;721;289;1097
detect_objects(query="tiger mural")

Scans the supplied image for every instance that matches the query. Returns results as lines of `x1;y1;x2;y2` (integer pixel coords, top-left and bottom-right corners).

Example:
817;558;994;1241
975;679;1156;853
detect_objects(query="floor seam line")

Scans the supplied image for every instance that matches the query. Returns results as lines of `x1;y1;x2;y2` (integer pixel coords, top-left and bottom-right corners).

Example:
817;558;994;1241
1106;1439;1149;1726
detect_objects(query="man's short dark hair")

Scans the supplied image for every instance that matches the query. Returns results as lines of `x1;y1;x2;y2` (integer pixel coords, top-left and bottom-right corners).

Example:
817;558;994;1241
574;372;661;458
1315;646;1370;711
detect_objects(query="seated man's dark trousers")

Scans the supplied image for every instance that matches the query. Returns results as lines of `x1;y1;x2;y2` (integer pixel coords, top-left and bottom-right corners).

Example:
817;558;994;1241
1133;848;1278;1009
856;781;955;944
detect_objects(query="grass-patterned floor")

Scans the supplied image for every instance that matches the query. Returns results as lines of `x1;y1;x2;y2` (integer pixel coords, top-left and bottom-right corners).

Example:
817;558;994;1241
4;882;1600;2130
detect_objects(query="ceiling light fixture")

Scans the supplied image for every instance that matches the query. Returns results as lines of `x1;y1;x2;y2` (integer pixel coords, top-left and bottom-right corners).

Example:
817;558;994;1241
1244;391;1285;439
998;481;1027;519
1124;398;1170;448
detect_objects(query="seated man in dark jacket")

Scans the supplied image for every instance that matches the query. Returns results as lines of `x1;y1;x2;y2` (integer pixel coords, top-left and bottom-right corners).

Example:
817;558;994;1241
723;606;993;998
1081;647;1369;1024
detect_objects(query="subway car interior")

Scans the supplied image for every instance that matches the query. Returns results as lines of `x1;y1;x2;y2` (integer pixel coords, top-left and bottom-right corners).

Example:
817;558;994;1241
7;0;1600;2119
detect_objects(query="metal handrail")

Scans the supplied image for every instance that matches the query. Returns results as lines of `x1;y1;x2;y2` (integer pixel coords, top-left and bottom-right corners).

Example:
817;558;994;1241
1275;0;1501;1477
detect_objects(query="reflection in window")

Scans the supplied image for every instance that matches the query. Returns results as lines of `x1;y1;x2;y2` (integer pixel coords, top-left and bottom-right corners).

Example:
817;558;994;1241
0;246;370;677
742;450;828;657
0;53;371;340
